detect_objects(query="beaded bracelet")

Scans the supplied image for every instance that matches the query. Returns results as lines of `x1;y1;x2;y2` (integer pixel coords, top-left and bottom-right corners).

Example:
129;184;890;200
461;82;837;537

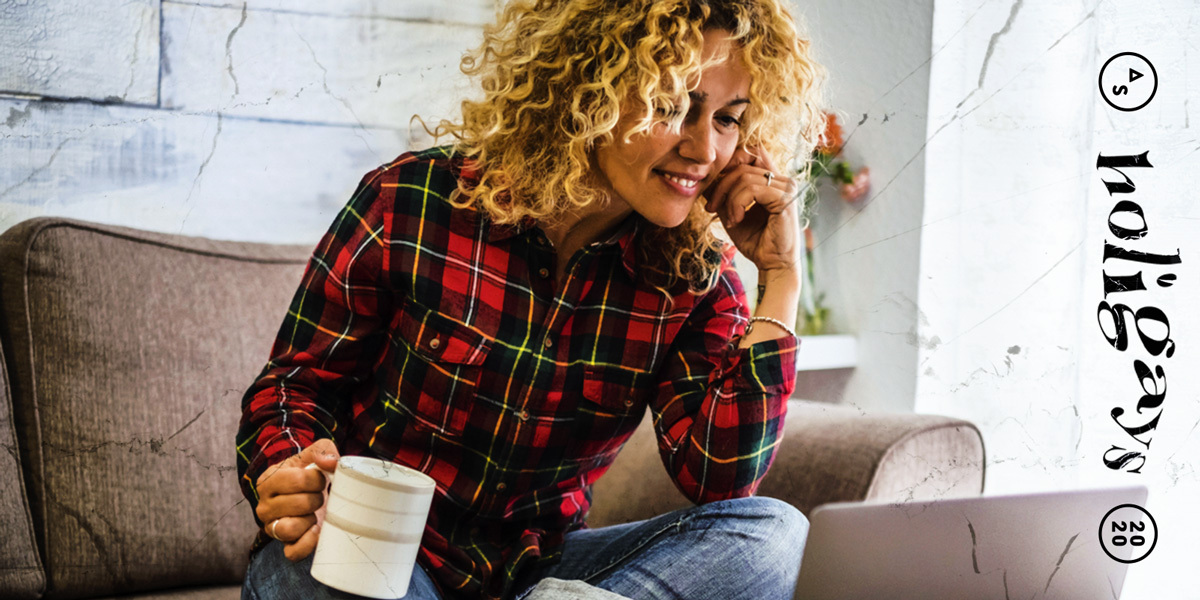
745;315;797;339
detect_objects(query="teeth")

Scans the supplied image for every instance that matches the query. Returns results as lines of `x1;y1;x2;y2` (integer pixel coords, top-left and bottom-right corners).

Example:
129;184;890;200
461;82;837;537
663;174;698;189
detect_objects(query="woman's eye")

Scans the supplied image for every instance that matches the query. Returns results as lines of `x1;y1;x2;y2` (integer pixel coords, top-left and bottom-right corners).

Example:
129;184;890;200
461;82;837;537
716;114;742;128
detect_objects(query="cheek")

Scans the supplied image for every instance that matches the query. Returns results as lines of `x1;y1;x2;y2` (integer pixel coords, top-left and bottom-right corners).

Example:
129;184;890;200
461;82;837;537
713;140;740;173
626;135;673;165
601;139;651;173
596;146;631;186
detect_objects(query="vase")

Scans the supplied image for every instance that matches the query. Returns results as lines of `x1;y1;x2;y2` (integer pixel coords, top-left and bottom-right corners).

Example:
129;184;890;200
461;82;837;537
797;226;827;336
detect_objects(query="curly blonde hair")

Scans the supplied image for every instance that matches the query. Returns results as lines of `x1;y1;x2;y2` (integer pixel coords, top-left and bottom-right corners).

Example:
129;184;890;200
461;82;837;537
435;0;825;293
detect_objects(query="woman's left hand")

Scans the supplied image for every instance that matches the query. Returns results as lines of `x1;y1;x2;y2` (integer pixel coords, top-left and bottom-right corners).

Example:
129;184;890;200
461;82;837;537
704;146;801;274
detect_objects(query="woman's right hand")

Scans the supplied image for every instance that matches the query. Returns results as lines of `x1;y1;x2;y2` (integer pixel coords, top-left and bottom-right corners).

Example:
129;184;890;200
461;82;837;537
254;438;340;561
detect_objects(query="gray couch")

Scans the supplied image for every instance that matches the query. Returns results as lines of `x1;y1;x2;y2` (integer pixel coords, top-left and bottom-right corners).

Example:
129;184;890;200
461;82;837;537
0;217;985;600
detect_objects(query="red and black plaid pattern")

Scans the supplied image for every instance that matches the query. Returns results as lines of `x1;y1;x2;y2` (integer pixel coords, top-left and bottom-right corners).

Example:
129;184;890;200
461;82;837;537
236;146;798;600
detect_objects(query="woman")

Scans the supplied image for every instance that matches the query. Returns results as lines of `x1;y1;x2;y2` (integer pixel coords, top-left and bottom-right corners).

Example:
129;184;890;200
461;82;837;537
237;0;825;598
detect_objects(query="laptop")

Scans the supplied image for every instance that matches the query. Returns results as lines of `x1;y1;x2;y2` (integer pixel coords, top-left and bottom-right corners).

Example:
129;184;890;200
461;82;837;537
794;486;1150;600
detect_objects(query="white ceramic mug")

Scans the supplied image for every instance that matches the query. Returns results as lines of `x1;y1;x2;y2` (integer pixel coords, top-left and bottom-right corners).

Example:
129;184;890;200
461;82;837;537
305;456;436;599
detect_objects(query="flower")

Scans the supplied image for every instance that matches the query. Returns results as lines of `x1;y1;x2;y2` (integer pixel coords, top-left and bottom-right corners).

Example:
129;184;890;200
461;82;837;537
815;112;843;156
839;167;870;202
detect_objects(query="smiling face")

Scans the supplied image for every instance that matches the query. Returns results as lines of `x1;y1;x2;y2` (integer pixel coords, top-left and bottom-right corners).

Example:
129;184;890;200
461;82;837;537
593;29;752;228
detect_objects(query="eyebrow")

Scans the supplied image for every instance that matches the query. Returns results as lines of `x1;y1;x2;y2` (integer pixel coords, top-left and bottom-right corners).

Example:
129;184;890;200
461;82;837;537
688;91;750;107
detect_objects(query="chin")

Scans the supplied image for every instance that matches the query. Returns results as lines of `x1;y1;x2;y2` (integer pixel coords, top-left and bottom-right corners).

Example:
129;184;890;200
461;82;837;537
640;210;692;229
635;198;696;229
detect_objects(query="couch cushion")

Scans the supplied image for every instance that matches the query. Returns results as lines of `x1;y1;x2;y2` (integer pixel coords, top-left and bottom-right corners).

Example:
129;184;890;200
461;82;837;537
0;336;45;599
0;218;311;599
92;585;241;600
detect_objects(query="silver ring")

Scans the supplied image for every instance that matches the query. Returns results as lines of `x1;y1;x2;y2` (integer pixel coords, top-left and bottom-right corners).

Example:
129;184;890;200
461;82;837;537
269;518;281;540
764;171;775;187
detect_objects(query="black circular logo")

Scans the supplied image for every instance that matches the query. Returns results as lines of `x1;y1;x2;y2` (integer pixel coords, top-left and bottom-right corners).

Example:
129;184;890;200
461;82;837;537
1099;52;1158;112
1099;504;1157;563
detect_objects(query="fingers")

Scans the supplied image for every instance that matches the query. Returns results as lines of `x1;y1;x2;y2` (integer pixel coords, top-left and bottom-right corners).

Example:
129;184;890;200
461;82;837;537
255;439;339;498
267;514;318;543
725;185;759;227
282;521;322;562
258;462;328;497
707;145;757;212
742;145;793;206
752;178;801;213
752;146;781;173
298;438;340;472
706;167;762;215
255;489;326;524
708;168;797;229
725;146;757;171
251;440;338;562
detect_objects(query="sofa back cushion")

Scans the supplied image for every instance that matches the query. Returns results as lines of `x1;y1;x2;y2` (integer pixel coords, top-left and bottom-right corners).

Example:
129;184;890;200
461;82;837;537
0;218;310;599
0;338;45;599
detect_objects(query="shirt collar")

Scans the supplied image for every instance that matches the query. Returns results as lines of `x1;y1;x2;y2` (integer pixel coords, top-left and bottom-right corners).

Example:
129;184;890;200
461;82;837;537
483;213;642;277
600;213;641;278
482;219;527;243
452;155;641;276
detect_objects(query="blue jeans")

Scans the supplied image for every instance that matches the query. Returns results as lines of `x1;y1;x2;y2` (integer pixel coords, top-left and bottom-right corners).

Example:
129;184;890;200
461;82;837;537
242;496;807;600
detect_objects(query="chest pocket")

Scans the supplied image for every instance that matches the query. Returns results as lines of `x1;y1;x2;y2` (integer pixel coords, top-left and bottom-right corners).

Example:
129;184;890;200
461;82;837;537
394;304;491;436
573;364;649;465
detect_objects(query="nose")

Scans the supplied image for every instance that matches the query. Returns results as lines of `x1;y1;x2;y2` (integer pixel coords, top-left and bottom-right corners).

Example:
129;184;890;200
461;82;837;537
677;120;717;164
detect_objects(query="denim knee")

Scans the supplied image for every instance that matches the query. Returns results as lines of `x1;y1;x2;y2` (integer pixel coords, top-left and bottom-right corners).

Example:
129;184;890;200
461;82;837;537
704;496;809;569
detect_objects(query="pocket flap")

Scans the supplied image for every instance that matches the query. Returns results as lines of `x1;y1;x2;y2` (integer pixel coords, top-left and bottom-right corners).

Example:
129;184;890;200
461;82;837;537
582;364;644;412
398;306;491;365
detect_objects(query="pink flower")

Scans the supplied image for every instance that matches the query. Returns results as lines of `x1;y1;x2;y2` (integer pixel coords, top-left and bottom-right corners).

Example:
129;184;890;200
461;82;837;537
839;167;870;202
815;112;843;156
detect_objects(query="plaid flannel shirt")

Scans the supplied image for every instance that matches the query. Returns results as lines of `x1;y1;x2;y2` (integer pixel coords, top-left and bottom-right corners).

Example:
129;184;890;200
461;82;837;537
236;146;798;600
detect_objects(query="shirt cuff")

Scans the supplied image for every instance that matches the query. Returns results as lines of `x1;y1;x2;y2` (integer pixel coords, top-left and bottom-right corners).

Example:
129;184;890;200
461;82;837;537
716;334;799;399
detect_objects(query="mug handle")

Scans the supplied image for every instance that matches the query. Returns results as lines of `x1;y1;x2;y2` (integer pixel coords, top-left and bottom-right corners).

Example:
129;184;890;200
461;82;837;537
302;462;334;542
305;461;336;487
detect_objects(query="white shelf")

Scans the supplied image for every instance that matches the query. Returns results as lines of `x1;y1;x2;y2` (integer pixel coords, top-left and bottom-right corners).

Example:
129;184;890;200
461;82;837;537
797;334;857;371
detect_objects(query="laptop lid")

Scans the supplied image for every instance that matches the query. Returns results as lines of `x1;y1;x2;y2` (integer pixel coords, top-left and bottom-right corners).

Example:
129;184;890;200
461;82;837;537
795;486;1150;600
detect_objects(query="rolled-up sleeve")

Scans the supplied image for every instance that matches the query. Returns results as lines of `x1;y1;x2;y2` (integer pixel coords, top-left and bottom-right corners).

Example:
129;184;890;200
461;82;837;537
649;260;798;504
235;167;393;524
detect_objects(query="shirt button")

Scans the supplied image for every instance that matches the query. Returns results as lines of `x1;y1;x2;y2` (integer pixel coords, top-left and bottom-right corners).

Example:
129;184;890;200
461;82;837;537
429;337;440;349
543;337;553;349
495;482;507;492
517;410;530;421
624;398;634;408
538;268;550;279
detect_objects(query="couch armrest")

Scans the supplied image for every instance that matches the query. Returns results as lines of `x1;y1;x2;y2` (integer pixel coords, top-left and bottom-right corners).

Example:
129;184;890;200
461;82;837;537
756;400;985;514
587;400;985;528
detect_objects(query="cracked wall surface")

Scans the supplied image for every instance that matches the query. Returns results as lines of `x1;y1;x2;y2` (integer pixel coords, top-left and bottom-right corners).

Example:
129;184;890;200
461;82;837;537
0;0;160;105
0;0;491;243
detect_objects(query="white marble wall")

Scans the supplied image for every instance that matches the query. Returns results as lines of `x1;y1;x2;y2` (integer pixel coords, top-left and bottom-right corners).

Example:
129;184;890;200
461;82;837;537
920;0;1097;496
919;0;1199;596
0;0;492;243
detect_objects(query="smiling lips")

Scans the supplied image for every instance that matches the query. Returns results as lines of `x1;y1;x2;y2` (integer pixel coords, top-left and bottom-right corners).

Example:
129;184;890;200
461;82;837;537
656;170;705;195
